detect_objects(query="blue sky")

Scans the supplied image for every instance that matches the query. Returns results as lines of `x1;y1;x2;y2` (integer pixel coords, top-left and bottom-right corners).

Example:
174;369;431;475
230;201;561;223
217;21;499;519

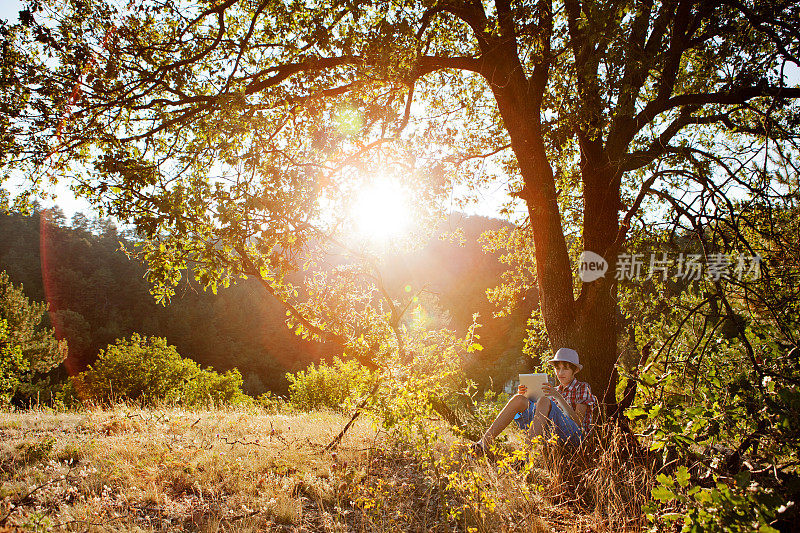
1;1;22;24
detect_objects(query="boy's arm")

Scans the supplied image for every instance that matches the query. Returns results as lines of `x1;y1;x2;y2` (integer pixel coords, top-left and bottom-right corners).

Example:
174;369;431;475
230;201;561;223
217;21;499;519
552;393;581;424
543;384;581;423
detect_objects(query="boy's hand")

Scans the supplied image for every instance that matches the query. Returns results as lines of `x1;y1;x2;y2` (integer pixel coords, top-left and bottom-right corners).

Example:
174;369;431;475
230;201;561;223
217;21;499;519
517;384;528;396
541;383;561;398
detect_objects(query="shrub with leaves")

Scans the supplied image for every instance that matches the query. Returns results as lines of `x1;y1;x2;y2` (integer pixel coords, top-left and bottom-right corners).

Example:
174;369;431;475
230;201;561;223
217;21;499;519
373;323;476;442
647;467;785;533
66;333;248;406
286;357;373;411
0;271;68;403
618;204;800;530
254;390;285;413
0;318;29;405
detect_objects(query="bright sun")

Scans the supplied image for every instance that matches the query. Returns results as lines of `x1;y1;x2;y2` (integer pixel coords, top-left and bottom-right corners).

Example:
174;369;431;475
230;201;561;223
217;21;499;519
350;181;411;241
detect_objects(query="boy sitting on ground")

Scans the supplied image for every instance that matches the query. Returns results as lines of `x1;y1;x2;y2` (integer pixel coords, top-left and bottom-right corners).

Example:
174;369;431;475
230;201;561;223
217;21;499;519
472;348;597;456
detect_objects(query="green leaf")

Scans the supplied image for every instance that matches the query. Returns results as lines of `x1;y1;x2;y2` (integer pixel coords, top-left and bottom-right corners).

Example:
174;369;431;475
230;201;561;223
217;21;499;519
652;485;675;502
641;373;657;386
626;406;647;419
694;489;712;503
676;466;690;488
656;473;674;488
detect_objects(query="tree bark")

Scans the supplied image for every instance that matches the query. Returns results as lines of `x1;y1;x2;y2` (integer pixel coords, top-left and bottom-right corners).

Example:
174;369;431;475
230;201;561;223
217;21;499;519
481;47;621;409
573;161;622;406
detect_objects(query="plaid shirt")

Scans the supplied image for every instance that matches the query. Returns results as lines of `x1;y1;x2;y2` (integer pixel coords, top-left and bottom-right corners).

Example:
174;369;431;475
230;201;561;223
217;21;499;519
557;378;596;430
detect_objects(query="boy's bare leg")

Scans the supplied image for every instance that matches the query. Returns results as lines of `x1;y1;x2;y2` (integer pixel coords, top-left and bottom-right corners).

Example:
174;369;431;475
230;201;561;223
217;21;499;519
480;394;530;448
526;396;552;447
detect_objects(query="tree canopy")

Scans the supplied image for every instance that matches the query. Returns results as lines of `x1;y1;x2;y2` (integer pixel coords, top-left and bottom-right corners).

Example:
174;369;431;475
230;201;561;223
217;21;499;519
2;0;799;403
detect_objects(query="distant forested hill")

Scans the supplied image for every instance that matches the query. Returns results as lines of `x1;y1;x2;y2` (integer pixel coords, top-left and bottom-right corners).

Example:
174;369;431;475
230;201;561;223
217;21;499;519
0;209;532;394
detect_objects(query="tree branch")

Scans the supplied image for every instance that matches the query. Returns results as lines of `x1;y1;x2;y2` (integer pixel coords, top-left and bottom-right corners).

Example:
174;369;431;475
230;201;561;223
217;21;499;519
662;85;800;111
495;0;518;45
416;1;490;50
222;0;271;93
414;55;483;77
244;55;363;94
528;0;553;105
608;0;695;157
445;143;512;165
234;245;346;348
155;9;227;76
722;0;800;66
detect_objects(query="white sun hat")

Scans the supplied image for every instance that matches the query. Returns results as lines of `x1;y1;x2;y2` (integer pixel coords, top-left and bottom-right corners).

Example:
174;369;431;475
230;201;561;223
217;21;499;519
548;348;583;371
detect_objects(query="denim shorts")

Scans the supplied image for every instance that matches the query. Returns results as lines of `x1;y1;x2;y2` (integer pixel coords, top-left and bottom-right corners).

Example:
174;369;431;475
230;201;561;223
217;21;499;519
514;398;583;446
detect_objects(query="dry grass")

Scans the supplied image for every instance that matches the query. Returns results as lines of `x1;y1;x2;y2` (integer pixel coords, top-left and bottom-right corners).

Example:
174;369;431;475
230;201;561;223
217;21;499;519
0;406;652;532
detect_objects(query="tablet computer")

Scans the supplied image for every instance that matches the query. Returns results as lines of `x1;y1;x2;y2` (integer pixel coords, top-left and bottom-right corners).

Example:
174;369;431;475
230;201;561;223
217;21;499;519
518;373;550;401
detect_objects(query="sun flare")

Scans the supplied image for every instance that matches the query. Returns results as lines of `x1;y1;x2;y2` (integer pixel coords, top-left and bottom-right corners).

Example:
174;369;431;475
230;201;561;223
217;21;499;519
350;181;411;241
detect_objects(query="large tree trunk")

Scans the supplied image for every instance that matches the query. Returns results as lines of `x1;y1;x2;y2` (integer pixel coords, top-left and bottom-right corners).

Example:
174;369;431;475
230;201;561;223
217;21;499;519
484;51;621;409
570;277;619;407
572;160;622;406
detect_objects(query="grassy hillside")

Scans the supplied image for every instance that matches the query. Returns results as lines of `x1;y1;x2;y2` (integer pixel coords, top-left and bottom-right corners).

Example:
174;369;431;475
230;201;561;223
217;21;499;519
0;406;648;532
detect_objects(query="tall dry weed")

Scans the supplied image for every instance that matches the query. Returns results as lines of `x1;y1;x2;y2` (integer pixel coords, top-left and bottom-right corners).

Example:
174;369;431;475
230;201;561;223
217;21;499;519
525;421;656;531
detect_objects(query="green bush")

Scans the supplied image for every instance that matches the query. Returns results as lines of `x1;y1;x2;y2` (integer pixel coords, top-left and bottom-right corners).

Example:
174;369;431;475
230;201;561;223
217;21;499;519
181;366;249;407
0;318;29;406
647;467;784;533
15;437;55;466
0;271;67;405
255;391;285;413
286;357;372;411
65;333;249;407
